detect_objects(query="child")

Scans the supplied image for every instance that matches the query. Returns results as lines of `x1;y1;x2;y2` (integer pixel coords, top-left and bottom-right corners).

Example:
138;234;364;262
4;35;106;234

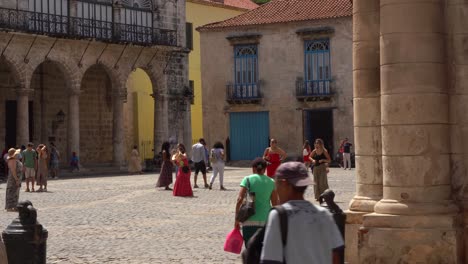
70;152;80;172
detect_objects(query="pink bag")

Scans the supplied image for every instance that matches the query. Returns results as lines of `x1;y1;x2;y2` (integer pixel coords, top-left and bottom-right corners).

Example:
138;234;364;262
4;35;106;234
224;228;243;254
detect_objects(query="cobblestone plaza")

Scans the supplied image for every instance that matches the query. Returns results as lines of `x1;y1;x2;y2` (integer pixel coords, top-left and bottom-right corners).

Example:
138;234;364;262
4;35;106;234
0;167;354;264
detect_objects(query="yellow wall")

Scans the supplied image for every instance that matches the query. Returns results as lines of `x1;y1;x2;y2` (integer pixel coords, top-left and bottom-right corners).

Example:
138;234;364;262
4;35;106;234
186;2;247;143
127;68;154;159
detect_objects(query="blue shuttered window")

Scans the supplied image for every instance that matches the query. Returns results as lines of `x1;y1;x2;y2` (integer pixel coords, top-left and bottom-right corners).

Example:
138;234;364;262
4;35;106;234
233;45;259;99
304;39;331;95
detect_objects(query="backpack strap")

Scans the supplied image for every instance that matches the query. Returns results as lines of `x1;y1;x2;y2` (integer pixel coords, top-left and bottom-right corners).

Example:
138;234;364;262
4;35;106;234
274;205;288;263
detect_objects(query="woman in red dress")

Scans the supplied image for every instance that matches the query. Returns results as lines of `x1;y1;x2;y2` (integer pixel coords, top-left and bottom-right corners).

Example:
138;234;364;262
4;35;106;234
172;144;193;197
262;139;287;178
302;140;312;169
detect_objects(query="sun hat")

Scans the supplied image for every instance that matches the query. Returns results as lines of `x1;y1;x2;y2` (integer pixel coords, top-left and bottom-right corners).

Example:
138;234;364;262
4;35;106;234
275;161;314;186
7;148;21;159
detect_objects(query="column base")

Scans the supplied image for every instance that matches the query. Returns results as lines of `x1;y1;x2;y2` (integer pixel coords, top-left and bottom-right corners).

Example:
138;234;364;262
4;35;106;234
345;210;367;264
359;213;464;263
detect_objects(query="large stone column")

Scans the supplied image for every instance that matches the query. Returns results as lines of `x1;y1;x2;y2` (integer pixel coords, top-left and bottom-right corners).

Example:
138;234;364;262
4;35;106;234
113;90;126;168
346;0;382;262
359;0;462;262
16;88;33;146
68;89;80;160
447;0;468;259
153;92;168;154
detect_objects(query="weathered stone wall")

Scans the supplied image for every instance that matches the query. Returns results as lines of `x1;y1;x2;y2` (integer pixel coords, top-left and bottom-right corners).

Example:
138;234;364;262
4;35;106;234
200;17;353;158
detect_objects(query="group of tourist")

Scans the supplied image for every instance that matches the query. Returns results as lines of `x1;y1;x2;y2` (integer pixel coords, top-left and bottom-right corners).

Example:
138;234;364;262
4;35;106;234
155;138;227;197
4;142;61;212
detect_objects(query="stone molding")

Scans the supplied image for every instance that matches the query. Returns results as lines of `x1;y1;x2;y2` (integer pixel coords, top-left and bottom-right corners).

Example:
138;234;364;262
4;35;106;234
296;27;335;39
226;34;262;45
15;88;34;97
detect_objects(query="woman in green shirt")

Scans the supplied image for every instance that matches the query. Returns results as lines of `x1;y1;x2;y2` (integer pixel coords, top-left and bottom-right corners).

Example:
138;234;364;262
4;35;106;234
235;157;279;245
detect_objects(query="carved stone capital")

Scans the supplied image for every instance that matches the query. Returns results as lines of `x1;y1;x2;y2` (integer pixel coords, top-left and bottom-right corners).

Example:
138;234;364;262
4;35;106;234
16;88;34;97
69;89;82;96
113;90;127;101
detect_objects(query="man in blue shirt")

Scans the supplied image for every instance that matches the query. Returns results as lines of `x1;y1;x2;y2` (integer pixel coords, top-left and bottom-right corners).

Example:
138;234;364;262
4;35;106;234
192;138;209;188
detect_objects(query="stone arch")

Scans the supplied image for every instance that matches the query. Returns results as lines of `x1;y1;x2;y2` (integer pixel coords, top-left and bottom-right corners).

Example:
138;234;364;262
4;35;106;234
27;58;81;94
80;62;123;92
0;53;27;89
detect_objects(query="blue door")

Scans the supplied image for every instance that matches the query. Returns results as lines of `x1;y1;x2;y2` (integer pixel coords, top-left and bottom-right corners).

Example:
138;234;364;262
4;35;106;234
229;112;269;160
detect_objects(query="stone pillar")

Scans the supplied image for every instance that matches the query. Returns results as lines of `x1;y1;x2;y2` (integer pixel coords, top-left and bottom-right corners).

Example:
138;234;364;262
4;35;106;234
359;1;462;262
113;90;126;168
447;0;468;259
68;89;80;160
153;92;168;154
183;97;192;154
346;0;382;263
16;88;33;146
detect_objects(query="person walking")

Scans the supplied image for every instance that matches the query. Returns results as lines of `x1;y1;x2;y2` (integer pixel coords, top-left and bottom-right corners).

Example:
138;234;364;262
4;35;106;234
302;140;312;169
263;139;287;178
22;142;37;192
156;141;173;190
234;158;278;245
172;144;193;197
70;152;80;172
209;141;226;190
342;138;353;170
310;139;331;200
49;144;60;179
260;162;343;264
37;144;49;192
5;148;22;212
191;138;209;188
128;145;143;174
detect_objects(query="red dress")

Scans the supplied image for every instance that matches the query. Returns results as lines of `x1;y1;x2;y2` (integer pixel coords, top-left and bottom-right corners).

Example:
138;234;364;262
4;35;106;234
303;147;311;163
173;158;193;197
266;153;281;177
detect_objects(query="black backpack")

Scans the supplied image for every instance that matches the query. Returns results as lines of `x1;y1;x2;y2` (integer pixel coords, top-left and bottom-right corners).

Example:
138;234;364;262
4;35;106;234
242;205;288;264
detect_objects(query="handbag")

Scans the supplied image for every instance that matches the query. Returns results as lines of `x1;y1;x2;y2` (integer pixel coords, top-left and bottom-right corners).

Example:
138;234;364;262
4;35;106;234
224;228;243;254
236;178;255;222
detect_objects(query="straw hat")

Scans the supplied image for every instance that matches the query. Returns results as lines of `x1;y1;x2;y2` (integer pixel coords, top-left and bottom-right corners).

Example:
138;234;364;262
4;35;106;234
7;148;20;159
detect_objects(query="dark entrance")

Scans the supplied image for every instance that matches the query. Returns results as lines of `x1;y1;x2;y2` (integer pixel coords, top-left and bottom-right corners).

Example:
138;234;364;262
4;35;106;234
4;101;34;148
304;109;334;156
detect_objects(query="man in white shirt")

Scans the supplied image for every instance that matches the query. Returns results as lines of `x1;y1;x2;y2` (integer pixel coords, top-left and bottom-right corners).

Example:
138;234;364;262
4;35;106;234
261;162;344;264
191;138;209;188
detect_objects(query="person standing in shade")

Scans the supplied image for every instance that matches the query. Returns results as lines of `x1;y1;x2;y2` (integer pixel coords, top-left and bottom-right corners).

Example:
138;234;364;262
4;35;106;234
342;138;353;170
209;141;226;190
22;142;37;192
156;141;173;190
5;148;22;212
128;145;143;174
309;138;331;201
234;158;278;245
263;139;287;178
49;143;60;179
261;162;343;264
192;138;209;188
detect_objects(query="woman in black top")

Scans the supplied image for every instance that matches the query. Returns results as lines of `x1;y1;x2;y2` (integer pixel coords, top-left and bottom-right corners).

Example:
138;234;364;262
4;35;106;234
309;138;331;200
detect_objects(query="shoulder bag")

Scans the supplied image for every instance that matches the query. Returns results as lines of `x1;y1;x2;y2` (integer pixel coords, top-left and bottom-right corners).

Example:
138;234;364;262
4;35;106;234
236;178;255;222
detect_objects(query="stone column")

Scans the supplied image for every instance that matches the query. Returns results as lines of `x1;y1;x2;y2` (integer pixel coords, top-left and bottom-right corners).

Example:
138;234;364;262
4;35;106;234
447;0;468;258
153;92;168;154
16;88;33;146
345;0;382;262
113;90;126;168
359;1;461;262
183;96;192;154
68;89;80;160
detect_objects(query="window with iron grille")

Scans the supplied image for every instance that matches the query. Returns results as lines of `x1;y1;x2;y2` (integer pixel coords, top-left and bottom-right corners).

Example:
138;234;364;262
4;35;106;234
119;0;153;44
232;44;259;99
186;22;193;50
76;0;113;40
304;39;331;95
28;0;69;34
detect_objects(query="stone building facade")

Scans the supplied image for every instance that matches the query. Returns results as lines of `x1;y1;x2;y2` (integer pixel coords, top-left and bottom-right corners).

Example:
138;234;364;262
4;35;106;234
0;0;190;166
198;0;353;161
346;0;468;263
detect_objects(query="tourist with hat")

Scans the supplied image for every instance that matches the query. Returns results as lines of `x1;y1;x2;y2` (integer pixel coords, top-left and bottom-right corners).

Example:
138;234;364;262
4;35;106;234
260;162;343;264
5;148;23;212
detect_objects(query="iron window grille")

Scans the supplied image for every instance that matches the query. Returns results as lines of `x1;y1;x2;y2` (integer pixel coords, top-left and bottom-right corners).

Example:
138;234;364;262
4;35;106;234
230;44;260;100
302;39;331;96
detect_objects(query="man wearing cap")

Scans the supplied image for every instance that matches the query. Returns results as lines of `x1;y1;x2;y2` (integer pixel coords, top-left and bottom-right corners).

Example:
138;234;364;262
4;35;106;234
22;142;37;192
260;162;343;264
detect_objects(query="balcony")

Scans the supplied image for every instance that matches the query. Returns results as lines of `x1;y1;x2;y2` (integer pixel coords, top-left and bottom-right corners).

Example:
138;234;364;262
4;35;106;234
296;78;333;101
226;83;262;104
0;7;177;47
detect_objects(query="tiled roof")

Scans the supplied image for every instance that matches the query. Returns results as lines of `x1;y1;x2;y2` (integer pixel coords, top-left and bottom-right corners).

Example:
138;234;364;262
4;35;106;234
198;0;352;31
189;0;259;11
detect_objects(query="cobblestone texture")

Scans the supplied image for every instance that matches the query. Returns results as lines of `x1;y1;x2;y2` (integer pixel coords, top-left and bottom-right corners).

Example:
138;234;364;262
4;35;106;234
0;167;355;263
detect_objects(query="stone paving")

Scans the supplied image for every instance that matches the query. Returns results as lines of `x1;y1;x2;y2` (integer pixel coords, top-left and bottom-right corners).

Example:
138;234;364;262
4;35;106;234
0;167;355;264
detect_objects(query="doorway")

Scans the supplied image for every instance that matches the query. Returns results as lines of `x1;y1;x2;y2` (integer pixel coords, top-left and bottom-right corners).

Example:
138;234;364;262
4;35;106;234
4;101;34;148
303;109;334;156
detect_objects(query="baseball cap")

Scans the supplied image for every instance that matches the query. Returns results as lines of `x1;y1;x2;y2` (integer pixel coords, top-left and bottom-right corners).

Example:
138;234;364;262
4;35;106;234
275;162;314;187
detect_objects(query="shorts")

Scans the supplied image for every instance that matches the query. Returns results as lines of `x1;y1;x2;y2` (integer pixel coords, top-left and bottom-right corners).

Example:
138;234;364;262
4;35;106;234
24;167;36;179
194;161;206;175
